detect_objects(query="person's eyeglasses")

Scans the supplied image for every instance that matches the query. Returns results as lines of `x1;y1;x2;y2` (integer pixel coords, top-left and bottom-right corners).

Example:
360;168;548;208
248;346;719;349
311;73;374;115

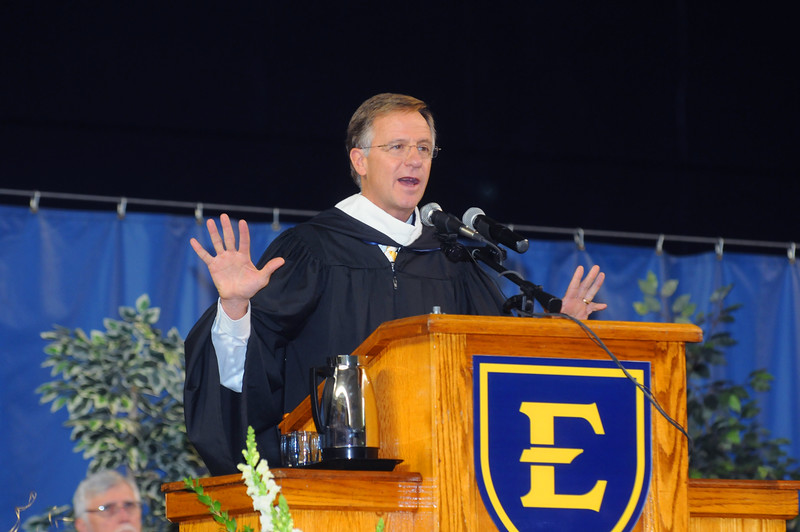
359;143;441;160
85;501;142;518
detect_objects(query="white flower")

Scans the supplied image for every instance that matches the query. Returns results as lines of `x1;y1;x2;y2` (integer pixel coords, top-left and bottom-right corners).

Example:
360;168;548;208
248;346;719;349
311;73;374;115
238;455;291;532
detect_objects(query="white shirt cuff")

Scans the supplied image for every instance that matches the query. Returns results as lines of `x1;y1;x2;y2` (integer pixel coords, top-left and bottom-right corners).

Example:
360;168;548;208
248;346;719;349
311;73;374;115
211;299;251;392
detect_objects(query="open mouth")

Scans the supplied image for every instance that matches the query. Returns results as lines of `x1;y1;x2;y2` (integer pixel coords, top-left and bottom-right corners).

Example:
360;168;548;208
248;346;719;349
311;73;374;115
398;177;420;186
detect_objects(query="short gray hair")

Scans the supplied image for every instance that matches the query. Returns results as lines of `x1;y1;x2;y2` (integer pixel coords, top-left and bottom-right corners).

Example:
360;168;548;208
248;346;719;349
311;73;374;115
73;470;141;518
346;93;436;188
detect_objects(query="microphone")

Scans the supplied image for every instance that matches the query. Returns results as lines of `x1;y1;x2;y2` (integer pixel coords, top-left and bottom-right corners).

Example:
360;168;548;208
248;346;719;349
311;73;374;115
420;202;489;244
462;207;529;253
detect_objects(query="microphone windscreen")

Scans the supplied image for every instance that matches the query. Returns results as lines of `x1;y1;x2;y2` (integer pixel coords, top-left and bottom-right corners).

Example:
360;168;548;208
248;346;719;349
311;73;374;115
462;207;485;230
420;202;441;227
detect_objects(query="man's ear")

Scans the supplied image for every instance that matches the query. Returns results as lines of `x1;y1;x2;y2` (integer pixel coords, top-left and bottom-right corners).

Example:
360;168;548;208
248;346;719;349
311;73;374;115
349;148;368;179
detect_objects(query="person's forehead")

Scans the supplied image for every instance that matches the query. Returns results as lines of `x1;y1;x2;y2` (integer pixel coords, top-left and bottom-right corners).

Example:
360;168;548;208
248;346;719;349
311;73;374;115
88;483;135;505
372;111;431;140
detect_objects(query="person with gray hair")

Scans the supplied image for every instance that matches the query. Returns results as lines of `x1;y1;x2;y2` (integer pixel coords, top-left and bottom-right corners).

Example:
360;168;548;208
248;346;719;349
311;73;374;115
185;93;607;475
72;470;142;532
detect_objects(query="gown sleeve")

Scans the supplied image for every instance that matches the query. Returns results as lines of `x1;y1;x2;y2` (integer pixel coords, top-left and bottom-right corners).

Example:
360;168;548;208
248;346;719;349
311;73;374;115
183;229;325;475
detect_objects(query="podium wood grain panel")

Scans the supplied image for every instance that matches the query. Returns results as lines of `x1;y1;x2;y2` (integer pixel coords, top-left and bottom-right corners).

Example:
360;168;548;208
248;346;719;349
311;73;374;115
163;470;428;531
688;479;800;519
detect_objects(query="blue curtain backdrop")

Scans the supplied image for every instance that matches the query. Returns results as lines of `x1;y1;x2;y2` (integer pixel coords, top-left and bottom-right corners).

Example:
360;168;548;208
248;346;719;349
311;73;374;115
2;204;799;525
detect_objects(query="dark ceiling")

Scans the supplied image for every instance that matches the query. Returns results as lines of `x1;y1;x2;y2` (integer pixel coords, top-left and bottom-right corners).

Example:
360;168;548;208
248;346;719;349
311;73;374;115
1;2;797;247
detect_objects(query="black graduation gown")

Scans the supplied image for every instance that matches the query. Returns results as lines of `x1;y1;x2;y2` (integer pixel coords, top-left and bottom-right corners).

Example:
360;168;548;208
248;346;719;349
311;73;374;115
184;208;507;475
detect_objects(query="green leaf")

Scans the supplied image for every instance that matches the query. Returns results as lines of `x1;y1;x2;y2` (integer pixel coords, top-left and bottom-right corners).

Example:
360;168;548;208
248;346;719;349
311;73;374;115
679;302;697;320
671;293;691;313
710;284;733;302
749;370;774;392
638;271;658;296
724;429;741;444
727;394;741;413
51;396;68;412
660;279;679;298
119;305;138;321
143;307;161;325
643;294;660;313
136;294;151;310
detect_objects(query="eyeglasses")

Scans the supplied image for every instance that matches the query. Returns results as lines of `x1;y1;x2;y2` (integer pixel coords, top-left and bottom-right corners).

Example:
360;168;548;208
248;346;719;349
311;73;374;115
85;501;142;518
359;143;441;160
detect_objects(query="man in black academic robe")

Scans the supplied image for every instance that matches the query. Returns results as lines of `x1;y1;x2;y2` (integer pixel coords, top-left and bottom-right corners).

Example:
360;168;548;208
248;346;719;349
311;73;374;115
185;208;510;474
184;93;606;475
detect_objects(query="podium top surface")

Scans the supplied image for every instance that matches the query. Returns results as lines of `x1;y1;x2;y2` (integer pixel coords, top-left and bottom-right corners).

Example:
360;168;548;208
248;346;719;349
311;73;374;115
352;314;703;359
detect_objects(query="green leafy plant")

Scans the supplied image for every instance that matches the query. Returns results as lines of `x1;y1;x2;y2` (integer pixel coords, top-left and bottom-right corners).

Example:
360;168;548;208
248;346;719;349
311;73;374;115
23;294;207;531
634;272;799;481
633;271;695;324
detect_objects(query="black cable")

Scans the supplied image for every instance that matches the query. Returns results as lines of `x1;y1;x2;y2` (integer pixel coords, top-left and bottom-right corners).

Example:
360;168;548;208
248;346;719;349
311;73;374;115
452;241;694;454
537;312;693;451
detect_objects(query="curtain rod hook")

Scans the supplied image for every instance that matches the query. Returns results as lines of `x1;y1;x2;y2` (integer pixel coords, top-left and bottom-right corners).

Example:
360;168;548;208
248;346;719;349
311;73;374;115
788;242;796;264
116;197;127;220
715;237;724;260
195;203;204;225
272;207;281;231
29;191;41;213
655;234;665;255
573;227;585;251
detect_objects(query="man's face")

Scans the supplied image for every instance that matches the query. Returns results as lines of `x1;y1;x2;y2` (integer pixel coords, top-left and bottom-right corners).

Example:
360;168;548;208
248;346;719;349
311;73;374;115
74;483;142;532
350;111;433;221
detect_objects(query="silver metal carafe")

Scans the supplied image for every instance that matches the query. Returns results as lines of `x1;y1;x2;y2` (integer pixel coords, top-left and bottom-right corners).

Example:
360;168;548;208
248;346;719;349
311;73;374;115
310;355;379;460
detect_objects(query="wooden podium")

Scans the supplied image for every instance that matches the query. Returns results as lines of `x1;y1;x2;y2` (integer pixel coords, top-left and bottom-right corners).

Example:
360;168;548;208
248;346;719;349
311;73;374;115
164;315;800;531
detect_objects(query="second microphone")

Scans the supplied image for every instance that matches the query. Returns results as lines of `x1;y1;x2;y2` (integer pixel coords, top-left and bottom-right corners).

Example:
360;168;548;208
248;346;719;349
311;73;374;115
462;207;529;253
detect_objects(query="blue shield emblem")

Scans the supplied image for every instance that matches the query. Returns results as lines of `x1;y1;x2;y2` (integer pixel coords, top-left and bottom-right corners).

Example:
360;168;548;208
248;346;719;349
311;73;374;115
473;355;652;532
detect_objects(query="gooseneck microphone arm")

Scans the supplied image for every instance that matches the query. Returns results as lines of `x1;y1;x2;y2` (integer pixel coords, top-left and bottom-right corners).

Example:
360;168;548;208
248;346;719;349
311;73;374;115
471;247;563;315
421;202;559;313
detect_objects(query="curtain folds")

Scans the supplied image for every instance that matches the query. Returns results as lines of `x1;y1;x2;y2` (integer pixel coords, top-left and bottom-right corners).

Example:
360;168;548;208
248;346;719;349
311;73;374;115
2;204;797;518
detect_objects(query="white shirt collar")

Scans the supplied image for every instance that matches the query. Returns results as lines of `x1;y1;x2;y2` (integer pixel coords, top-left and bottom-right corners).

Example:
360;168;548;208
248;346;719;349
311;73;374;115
335;194;423;246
